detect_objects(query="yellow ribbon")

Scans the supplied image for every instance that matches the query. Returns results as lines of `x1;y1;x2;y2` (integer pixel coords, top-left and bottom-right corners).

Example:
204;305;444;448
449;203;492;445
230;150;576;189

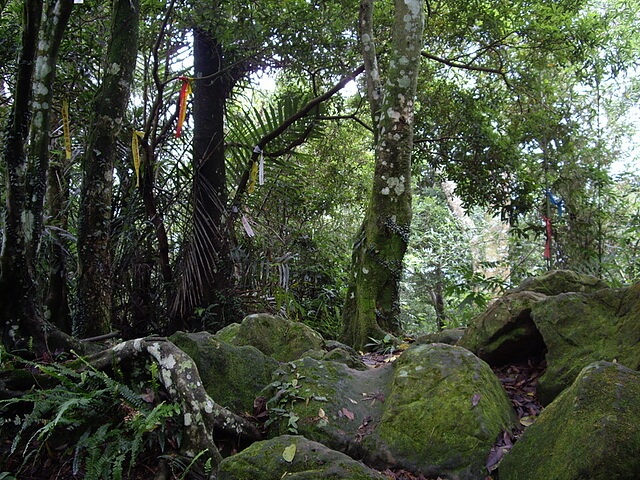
132;130;144;187
62;99;71;160
248;161;258;194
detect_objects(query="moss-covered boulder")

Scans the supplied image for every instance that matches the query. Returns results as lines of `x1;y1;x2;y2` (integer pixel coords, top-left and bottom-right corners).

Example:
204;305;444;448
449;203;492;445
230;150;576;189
169;331;278;412
215;313;325;362
416;327;466;346
457;291;547;364
512;269;608;295
261;344;516;479
532;285;640;403
261;356;395;464
376;344;517;479
499;361;640;480
459;271;639;404
217;435;388;479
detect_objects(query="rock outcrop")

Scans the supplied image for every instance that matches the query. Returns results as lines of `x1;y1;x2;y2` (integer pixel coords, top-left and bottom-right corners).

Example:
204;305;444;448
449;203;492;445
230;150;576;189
499;361;640;480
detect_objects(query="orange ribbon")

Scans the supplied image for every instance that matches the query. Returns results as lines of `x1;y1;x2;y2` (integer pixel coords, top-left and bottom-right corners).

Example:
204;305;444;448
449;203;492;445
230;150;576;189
176;77;192;138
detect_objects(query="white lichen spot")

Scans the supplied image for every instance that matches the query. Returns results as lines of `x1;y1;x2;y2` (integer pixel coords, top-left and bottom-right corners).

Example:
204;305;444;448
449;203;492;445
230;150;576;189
133;338;142;352
362;267;369;274
184;413;192;426
33;82;49;97
398;75;411;88
415;365;424;372
381;187;390;195
404;0;422;16
387;108;401;122
393;133;401;141
204;399;214;414
113;342;125;352
163;354;176;370
398;369;409;378
350;292;355;299
161;369;172;387
386;177;406;195
108;63;121;75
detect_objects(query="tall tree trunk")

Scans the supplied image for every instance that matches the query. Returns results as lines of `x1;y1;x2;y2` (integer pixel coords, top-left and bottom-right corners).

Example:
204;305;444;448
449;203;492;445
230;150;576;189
170;29;234;329
75;0;140;338
0;0;77;354
0;0;44;353
341;0;425;350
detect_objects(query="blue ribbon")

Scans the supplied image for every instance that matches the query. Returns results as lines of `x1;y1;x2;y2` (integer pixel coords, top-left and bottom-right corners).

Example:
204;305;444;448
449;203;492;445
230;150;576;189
545;189;564;217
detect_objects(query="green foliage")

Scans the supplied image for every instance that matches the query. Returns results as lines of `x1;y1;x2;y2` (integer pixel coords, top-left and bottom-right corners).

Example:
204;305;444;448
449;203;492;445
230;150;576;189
365;333;397;354
0;354;181;479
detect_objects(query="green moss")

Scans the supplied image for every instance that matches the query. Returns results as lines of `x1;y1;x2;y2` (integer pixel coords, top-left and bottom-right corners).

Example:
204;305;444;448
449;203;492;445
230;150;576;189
214;314;325;362
218;435;387;479
377;344;517;478
533;289;640;404
170;331;278;412
500;361;640;480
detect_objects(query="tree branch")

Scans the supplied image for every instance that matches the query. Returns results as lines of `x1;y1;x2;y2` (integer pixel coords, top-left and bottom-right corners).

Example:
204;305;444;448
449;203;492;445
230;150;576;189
229;64;365;211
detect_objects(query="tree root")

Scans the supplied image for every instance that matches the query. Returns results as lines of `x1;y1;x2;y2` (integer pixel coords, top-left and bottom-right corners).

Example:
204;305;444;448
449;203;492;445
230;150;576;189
83;336;262;468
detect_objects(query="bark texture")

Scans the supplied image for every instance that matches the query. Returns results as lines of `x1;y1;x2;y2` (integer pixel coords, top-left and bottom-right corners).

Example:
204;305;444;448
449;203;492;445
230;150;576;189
342;0;425;350
75;0;140;338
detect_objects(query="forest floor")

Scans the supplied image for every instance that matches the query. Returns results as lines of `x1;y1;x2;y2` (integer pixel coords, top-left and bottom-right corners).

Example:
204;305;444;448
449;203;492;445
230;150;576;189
1;347;546;480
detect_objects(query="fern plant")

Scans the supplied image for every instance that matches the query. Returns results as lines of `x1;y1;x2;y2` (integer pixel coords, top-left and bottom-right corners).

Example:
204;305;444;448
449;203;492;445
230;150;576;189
0;353;181;479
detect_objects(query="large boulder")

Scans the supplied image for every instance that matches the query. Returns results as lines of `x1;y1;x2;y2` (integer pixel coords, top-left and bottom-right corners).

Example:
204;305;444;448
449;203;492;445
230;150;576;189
169;331;279;412
261;343;517;479
457;290;547;364
459;271;640;404
215;313;325;362
218;435;388;480
511;269;608;295
499;361;640;480
375;344;517;479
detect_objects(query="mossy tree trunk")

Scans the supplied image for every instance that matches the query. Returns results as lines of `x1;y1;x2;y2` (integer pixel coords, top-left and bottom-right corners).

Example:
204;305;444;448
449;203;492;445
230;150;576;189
341;0;425;351
75;0;140;338
0;0;77;353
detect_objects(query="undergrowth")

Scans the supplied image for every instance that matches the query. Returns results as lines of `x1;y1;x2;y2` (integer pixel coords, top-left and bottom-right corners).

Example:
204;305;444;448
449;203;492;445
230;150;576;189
0;351;182;479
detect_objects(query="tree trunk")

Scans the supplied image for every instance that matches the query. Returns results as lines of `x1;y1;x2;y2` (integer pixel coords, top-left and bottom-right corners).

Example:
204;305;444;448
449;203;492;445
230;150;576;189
44;154;72;333
341;0;425;350
75;0;140;338
0;0;44;353
170;29;234;329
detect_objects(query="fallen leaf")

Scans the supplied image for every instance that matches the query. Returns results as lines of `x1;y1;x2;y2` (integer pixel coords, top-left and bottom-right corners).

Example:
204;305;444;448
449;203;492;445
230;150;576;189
472;393;481;407
282;443;296;463
318;408;326;419
519;415;536;427
341;407;355;420
486;446;507;472
348;397;358;404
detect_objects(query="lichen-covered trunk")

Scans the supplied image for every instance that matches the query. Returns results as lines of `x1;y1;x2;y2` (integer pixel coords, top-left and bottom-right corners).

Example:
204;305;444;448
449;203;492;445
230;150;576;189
342;0;424;350
75;0;140;338
0;0;44;352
